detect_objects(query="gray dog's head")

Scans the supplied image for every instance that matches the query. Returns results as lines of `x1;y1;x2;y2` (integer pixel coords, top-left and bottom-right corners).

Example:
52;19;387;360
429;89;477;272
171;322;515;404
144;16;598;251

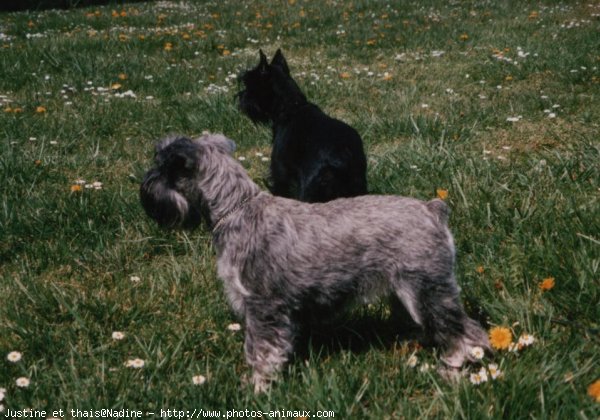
140;134;236;229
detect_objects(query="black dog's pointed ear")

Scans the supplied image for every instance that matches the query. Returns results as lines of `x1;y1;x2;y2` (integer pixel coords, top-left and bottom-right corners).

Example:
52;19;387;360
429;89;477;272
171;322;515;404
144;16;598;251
271;48;290;75
258;49;268;71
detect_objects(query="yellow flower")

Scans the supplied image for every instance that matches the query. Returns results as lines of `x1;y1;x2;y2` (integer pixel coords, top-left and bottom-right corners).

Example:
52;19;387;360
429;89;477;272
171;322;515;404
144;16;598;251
436;188;448;200
475;266;485;274
222;49;231;56
539;277;555;291
588;379;600;402
164;42;173;51
339;72;351;79
459;33;469;41
35;106;46;113
366;39;377;46
118;73;127;80
489;326;512;350
111;83;122;90
70;185;82;192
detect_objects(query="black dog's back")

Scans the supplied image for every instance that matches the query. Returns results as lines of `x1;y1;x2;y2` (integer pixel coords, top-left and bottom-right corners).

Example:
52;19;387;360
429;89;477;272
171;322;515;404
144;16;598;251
272;104;367;202
237;49;368;203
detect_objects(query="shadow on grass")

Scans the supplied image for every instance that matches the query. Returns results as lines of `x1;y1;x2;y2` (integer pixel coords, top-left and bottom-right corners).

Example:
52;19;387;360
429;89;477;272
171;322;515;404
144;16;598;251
294;295;490;360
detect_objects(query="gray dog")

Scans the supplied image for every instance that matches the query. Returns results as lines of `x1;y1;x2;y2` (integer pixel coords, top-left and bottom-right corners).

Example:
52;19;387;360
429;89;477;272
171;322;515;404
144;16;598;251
140;133;491;392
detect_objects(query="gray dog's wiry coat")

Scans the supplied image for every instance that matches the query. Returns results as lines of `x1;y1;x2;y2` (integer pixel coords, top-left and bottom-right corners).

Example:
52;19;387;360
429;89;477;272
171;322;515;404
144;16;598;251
140;133;491;392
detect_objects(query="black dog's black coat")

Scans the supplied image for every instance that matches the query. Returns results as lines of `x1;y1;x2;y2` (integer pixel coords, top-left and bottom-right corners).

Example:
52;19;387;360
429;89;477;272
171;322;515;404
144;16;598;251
237;49;367;203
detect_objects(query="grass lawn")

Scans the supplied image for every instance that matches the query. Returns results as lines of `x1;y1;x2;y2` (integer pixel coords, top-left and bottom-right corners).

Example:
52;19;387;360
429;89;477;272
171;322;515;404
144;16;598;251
0;0;599;417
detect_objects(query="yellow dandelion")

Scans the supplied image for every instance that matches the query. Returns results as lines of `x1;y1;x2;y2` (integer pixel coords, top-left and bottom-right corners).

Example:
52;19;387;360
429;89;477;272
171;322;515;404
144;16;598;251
382;72;393;81
35;106;46;113
111;83;122;90
119;10;127;17
587;379;600;402
528;11;539;20
489;326;512;350
339;72;351;79
436;188;449;200
505;75;513;81
164;42;173;51
118;73;127;80
222;49;231;56
459;33;469;41
475;266;485;274
111;10;119;18
366;39;377;46
3;107;12;113
70;185;82;192
13;107;23;113
539;277;555;291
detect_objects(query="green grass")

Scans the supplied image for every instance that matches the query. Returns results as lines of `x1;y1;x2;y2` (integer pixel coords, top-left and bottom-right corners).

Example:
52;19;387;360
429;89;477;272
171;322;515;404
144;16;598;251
1;0;599;417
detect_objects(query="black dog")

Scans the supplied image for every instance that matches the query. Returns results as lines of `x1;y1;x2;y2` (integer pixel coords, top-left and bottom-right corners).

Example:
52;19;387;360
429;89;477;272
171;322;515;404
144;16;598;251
237;49;367;203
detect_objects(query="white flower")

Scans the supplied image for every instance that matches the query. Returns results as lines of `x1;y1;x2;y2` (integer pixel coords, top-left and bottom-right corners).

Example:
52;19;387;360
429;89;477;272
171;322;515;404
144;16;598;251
254;152;264;157
508;342;519;353
237;156;246;161
407;354;418;368
261;157;270;162
469;367;488;385
227;323;242;331
130;275;141;283
518;333;535;348
506;116;522;122
15;377;30;388
112;331;125;340
548;112;556;119
487;363;503;380
7;351;22;363
92;181;103;190
419;362;432;372
192;375;207;385
0;404;4;412
125;358;145;368
0;388;5;401
469;346;485;360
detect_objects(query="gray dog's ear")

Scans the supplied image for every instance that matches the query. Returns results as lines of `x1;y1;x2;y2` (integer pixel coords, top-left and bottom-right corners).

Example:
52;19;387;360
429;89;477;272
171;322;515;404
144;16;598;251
271;49;290;75
155;136;198;175
200;133;236;155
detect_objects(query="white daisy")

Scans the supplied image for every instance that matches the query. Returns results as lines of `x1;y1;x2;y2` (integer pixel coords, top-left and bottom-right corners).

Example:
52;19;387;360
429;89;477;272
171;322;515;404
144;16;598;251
130;275;141;283
125;358;145;368
469;346;485;360
192;375;207;385
469;367;488;385
487;363;503;380
237;156;246;161
112;331;125;340
518;333;535;348
227;323;242;331
15;377;30;388
407;354;418;368
7;351;22;363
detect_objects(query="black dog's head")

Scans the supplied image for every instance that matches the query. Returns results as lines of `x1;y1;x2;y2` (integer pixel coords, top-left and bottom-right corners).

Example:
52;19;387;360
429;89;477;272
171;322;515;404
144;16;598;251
236;49;306;124
140;134;235;230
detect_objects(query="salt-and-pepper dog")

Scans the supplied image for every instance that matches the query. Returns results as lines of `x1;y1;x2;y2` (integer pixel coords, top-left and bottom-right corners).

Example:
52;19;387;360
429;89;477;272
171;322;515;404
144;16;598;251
140;133;491;392
237;49;367;202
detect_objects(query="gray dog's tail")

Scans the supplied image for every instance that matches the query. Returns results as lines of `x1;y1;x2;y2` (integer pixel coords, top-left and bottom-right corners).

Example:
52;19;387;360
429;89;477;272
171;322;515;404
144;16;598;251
426;198;450;225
